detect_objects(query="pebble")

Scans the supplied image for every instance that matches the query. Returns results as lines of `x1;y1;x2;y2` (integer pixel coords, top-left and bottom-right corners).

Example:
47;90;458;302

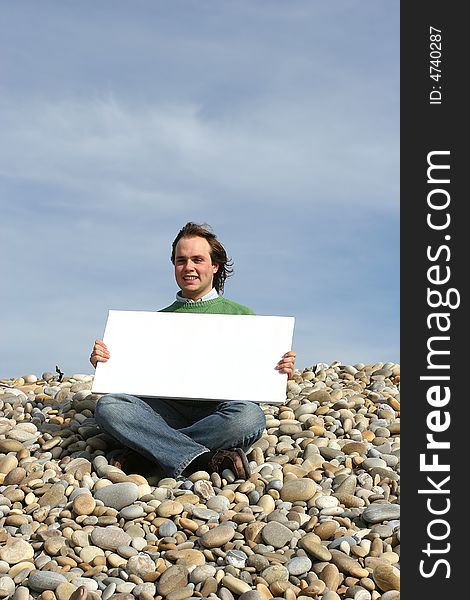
239;593;266;600
90;526;132;550
222;574;251;594
93;483;139;510
261;521;293;548
280;478;317;502
37;484;67;508
28;571;68;592
285;556;312;575
13;586;30;600
156;565;188;596
158;520;178;537
225;549;247;568
372;563;401;592
72;493;96;515
0;361;400;599
260;564;289;585
206;495;230;512
200;524;235;548
0;539;34;564
190;564;217;583
126;553;156;578
299;534;332;560
0;576;15;598
119;505;144;520
362;503;400;523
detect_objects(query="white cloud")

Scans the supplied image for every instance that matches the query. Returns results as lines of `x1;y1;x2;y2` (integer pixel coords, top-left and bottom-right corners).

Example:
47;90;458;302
1;91;398;216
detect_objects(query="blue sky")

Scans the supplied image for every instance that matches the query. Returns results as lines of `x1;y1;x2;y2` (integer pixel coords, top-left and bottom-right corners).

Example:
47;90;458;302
0;1;399;378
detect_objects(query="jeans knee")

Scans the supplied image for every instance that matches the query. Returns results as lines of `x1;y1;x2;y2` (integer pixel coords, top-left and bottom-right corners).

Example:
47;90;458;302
94;394;119;427
227;402;266;438
245;402;266;433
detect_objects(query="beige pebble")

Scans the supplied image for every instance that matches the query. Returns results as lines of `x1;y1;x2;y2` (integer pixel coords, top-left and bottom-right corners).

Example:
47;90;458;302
44;538;67;556
126;553;156;577
319;563;341;592
261;565;289;586
329;549;369;578
157;565;189;596
157;500;184;518
219;489;235;502
13;586;30;600
269;581;300;596
321;592;341;600
5;514;29;527
283;464;308;478
222;574;251;594
71;530;89;548
314;521;338;540
8;561;36;578
0;439;24;453
256;583;273;600
107;552;127;568
280;478;317;502
299;534;332;561
41;437;62;451
244;521;266;544
0;575;16;598
72;494;96;516
200;525;235;548
303;580;326;595
0;455;18;474
257;495;275;514
380;551;400;565
372;563;400;592
55;583;78;600
68;587;88;600
167;548;206;566
0;538;34;564
4;466;26;485
178;517;199;532
79;546;105;563
200;577;218;596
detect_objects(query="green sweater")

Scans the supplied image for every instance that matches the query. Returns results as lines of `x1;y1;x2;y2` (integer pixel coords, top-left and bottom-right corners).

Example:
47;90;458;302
159;296;255;315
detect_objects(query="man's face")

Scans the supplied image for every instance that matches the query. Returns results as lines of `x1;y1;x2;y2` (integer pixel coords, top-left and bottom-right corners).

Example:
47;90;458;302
174;236;219;300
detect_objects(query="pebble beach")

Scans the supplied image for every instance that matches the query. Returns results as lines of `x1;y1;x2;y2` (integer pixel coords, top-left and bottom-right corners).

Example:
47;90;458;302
0;361;400;600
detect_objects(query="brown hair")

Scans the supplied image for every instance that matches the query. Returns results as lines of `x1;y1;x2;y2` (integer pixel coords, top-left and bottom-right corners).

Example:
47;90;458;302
171;222;234;294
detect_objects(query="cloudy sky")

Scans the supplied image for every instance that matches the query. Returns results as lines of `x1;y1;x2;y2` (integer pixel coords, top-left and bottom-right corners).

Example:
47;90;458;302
0;1;399;378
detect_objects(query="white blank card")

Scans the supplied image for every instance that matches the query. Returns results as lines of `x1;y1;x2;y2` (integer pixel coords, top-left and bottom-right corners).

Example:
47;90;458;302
91;310;295;404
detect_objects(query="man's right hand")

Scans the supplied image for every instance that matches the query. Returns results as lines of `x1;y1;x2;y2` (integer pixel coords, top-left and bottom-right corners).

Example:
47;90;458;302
90;339;110;369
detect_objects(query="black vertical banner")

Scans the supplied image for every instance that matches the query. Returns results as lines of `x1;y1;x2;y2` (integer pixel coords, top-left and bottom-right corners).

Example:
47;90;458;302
401;2;465;597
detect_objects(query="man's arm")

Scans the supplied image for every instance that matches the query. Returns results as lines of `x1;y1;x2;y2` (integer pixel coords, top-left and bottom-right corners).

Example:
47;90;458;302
90;339;110;369
275;351;296;380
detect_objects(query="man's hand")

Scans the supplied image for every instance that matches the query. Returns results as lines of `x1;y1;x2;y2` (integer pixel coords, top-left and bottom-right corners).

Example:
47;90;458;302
275;351;296;380
90;339;110;369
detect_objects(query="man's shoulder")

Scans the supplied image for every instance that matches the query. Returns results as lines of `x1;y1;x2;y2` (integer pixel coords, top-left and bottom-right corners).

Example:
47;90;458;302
218;297;256;315
158;301;180;312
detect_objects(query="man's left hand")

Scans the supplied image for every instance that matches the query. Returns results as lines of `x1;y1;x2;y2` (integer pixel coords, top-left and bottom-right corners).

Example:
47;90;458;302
275;351;296;380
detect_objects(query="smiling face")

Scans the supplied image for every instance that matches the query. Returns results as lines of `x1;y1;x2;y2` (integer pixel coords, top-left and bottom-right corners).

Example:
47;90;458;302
174;236;219;300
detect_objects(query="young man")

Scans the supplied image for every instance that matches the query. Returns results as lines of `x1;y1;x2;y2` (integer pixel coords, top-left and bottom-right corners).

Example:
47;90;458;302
91;222;296;479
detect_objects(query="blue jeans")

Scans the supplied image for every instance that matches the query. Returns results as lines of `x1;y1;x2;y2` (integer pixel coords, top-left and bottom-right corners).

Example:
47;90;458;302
94;394;266;478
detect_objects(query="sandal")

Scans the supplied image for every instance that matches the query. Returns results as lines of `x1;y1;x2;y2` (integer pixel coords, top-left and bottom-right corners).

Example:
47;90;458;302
208;448;251;479
107;448;155;475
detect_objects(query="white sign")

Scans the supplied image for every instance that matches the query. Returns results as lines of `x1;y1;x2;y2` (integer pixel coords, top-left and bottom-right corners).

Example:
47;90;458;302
91;310;295;404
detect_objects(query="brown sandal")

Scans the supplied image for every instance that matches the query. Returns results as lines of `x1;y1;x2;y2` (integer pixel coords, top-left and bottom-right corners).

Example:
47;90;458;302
208;448;251;479
108;448;154;475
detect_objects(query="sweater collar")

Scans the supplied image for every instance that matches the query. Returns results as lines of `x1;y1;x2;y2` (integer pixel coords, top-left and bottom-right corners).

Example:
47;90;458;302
175;288;219;303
